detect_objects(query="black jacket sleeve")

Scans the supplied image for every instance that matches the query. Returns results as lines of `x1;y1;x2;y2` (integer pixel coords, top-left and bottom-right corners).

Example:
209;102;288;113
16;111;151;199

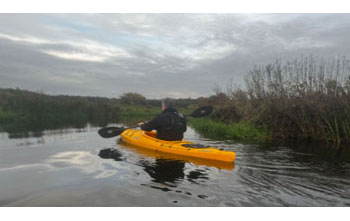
184;118;187;132
140;115;161;132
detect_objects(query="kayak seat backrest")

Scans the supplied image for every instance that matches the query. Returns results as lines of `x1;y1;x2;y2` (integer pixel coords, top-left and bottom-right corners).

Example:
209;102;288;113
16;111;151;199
145;131;157;138
181;143;211;149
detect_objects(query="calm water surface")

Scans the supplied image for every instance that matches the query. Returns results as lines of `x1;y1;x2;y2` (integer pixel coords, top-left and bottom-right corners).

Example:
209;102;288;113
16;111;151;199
1;125;350;206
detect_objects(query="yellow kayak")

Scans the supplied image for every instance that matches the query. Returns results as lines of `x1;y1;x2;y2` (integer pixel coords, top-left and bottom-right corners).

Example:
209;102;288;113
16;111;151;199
118;141;235;170
120;129;236;164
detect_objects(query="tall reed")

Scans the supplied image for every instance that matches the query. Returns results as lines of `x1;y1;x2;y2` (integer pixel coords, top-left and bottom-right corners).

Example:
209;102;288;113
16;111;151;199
216;55;350;143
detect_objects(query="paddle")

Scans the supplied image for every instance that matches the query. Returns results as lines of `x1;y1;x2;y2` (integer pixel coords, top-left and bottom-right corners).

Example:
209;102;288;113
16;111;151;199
98;126;130;138
98;106;213;138
187;105;213;118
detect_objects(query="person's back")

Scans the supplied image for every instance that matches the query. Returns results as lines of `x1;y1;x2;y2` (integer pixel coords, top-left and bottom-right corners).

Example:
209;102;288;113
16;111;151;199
138;98;187;141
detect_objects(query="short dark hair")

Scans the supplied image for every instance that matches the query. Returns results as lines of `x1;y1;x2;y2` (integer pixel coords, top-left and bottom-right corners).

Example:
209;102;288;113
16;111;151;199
162;98;174;109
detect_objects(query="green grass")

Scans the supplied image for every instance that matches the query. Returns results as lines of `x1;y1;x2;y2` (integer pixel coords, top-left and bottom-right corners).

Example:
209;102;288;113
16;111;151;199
0;110;18;124
189;118;272;143
118;105;160;125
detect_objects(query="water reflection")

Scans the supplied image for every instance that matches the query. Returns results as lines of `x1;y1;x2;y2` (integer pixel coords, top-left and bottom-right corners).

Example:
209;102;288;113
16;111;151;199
98;148;124;161
8;131;44;139
187;169;209;185
117;139;235;170
233;143;350;206
139;159;185;184
98;147;186;185
2;124;350;206
47;151;97;167
4;123;103;139
288;141;350;162
46;150;120;179
137;157;211;201
98;147;210;193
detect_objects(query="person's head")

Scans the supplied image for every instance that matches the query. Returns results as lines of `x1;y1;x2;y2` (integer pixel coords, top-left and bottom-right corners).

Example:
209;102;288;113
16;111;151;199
161;98;174;111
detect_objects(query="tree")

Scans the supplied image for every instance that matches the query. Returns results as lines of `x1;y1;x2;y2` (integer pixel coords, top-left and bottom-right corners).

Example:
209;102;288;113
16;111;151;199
120;92;147;105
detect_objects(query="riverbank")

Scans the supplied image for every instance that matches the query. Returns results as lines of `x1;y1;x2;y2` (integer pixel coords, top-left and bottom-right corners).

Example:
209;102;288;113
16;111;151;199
205;56;350;145
118;105;159;125
0;88;184;134
189;118;272;143
0;105;159;134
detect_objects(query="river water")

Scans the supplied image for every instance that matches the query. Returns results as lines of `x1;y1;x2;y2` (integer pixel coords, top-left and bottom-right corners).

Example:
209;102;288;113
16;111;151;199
0;125;350;206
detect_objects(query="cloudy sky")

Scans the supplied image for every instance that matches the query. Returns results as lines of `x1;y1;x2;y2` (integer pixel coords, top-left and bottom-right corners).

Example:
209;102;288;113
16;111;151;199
0;14;350;98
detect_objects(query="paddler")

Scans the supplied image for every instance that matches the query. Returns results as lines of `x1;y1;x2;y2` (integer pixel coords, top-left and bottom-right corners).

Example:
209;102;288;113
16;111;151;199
137;98;187;141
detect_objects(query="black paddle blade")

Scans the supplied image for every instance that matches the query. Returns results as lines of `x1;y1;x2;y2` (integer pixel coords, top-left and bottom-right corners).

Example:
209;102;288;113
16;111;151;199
98;127;126;138
189;106;213;118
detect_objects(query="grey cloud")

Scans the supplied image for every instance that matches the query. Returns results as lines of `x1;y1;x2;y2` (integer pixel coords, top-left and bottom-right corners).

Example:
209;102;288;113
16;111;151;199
1;14;350;98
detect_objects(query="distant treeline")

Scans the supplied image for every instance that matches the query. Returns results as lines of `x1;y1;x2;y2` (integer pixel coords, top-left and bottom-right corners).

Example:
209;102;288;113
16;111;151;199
0;88;121;133
204;55;350;144
0;88;196;134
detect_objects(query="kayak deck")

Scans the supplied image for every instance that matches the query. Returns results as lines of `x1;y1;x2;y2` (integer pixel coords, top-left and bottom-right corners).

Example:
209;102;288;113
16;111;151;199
120;129;236;163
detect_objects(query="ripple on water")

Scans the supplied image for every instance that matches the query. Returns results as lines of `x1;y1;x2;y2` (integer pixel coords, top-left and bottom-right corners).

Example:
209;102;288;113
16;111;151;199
1;127;350;206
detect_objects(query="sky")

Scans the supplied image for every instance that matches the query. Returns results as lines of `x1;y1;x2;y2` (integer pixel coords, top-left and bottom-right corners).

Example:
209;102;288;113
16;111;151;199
1;13;350;99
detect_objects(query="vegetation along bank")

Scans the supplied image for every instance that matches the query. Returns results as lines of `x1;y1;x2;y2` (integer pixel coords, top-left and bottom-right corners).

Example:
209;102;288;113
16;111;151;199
2;55;350;145
195;55;350;144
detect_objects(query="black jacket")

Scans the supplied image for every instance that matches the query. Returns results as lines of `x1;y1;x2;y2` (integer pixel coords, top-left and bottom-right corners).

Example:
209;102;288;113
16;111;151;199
141;107;187;141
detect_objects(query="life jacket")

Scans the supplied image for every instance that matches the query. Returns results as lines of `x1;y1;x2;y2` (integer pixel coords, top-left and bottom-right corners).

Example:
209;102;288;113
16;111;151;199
156;108;187;141
164;111;186;132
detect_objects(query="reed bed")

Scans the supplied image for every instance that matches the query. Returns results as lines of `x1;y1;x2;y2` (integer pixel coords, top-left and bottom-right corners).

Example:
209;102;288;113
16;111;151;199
209;55;350;143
